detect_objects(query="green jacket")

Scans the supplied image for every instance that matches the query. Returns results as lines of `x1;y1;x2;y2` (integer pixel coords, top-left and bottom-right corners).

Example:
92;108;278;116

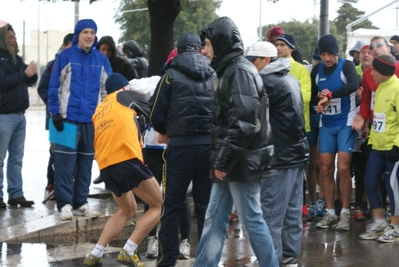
290;57;311;132
369;75;399;150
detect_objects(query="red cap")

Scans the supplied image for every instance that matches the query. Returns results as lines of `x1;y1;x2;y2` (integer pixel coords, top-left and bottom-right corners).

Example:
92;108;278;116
360;44;370;51
267;26;284;40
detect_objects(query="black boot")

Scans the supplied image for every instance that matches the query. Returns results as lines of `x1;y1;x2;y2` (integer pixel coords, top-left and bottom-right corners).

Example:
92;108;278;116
8;197;34;207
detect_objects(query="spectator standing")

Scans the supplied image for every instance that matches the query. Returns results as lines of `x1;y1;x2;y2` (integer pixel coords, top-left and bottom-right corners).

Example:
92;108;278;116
96;36;138;81
149;32;214;267
37;32;74;200
246;41;309;267
48;19;112;220
0;20;37;208
123;40;148;78
193;17;278;267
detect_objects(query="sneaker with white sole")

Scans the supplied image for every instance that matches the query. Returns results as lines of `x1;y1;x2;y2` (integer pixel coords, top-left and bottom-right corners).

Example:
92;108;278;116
377;225;399;243
73;203;101;218
145;236;158;258
336;212;350;231
60;204;73;221
359;220;389;240
179;238;190;259
316;212;338;229
280;257;298;267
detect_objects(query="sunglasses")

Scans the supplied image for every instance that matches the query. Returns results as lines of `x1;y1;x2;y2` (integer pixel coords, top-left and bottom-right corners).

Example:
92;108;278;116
370;42;385;50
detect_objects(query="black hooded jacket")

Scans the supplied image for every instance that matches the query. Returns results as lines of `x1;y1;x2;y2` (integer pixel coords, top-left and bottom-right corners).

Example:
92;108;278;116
150;51;215;146
96;36;138;80
0;23;38;114
123;40;149;78
201;17;275;182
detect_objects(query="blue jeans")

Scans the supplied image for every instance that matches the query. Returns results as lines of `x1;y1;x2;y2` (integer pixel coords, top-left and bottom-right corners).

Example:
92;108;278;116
0;113;26;199
261;167;304;260
194;181;278;267
54;123;94;211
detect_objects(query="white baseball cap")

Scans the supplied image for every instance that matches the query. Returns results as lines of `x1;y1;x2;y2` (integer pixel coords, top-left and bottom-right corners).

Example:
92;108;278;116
246;41;277;61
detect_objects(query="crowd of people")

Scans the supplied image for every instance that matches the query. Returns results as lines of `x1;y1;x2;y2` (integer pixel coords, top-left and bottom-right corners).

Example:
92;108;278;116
1;15;399;267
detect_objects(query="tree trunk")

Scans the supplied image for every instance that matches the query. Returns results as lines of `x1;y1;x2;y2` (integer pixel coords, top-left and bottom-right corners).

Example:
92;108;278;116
147;0;181;76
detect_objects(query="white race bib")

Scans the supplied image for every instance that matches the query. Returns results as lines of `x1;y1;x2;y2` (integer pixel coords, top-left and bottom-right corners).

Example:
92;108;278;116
371;91;376;111
323;98;341;115
373;112;386;133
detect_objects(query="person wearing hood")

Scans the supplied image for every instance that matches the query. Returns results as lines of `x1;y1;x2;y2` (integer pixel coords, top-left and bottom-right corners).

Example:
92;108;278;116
193;17;278;267
37;32;74;201
149;32;214;267
349;40;366;66
48;19;113;221
122;40;148;78
247;41;309;267
0;20;37;208
96;36;138;81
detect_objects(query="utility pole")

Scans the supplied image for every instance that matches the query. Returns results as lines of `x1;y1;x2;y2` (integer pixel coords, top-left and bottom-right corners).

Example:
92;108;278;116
74;1;79;25
319;0;329;37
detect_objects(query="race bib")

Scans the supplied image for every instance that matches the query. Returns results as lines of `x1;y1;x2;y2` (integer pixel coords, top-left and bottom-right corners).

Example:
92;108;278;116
371;91;376;111
323;98;341;115
373;112;386;133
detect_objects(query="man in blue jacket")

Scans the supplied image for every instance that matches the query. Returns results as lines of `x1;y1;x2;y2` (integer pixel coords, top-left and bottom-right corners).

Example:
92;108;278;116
37;32;73;201
0;20;37;208
48;19;112;221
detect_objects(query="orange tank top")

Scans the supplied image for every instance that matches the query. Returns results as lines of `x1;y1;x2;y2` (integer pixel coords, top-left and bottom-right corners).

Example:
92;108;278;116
92;92;143;170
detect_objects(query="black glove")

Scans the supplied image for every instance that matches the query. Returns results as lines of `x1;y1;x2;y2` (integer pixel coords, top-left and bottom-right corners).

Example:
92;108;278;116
52;114;64;132
388;146;399;163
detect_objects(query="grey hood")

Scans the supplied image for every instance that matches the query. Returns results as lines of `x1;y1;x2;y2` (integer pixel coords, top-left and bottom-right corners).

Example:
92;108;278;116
259;57;291;76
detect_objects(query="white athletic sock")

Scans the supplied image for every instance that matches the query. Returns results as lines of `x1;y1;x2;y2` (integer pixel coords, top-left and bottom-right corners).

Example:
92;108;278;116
91;243;105;258
123;239;138;255
375;218;385;224
341;208;350;215
327;209;336;216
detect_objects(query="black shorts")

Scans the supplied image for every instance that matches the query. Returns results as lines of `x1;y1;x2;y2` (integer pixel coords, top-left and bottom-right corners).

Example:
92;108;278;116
100;158;154;197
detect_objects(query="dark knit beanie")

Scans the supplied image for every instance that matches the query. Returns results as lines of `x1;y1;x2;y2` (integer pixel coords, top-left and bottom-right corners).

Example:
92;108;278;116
105;73;129;94
390;35;399;43
276;33;296;50
313;47;321;61
63;33;74;46
372;54;396;76
318;34;339;55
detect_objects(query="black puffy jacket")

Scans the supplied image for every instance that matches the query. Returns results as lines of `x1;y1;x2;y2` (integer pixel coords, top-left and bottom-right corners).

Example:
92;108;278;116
150;51;215;146
260;58;309;169
201;17;275;182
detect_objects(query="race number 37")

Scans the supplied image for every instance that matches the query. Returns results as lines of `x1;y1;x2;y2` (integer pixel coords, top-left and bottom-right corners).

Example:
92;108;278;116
373;113;386;133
